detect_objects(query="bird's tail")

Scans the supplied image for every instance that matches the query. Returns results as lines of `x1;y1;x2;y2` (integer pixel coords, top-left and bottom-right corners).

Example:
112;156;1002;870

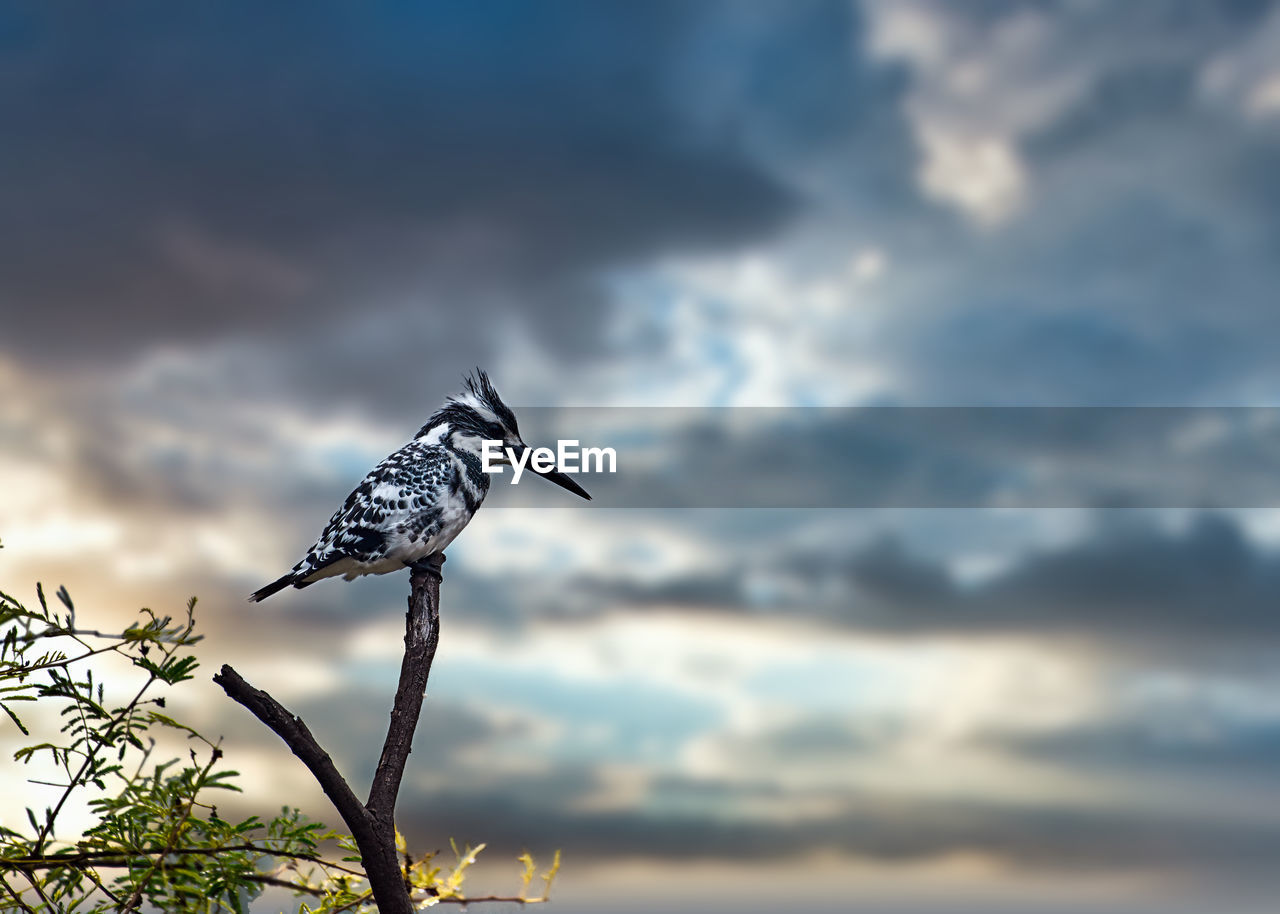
248;572;300;603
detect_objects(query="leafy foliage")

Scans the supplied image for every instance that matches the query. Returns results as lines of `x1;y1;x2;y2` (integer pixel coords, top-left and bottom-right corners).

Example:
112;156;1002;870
0;566;559;911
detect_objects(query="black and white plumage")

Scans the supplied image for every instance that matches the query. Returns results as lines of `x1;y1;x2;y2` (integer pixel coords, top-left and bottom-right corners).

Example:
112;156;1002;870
249;370;589;602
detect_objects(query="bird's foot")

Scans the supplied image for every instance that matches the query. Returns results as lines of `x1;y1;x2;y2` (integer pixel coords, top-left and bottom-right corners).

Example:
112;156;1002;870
408;553;445;580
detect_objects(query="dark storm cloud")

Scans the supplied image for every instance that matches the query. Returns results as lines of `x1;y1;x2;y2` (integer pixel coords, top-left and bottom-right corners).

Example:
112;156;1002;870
847;0;1280;406
0;1;796;363
704;716;907;765
395;769;1280;875
910;156;1280;398
835;513;1280;645
563;512;1280;650
999;715;1280;781
878;513;1280;642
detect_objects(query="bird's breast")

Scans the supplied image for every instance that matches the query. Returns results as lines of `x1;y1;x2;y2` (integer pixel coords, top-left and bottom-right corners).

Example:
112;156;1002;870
384;476;484;563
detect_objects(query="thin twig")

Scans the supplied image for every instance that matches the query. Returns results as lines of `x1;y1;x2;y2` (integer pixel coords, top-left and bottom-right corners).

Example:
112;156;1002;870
0;873;37;914
245;872;326;894
1;845;364;877
28;611;197;857
80;866;125;906
17;867;56;912
118;748;222;911
243;873;539;905
32;665;160;856
5;640;127;676
327;888;375;913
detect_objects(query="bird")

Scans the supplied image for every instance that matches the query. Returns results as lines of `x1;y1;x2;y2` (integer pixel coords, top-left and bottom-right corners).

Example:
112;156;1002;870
249;370;590;602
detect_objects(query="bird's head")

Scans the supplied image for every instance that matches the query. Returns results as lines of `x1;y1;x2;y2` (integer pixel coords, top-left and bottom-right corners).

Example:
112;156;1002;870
417;370;590;500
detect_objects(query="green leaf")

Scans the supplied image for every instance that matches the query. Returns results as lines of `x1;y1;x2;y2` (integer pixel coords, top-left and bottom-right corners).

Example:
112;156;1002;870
2;700;30;735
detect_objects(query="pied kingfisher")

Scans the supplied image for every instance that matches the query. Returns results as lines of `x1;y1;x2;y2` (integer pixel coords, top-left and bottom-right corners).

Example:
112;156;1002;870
249;370;589;602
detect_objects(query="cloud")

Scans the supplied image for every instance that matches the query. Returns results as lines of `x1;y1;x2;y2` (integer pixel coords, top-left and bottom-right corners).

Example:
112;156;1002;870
392;765;1280;876
806;0;1280;409
1201;2;1280;119
860;0;1274;228
560;511;1280;655
0;1;795;371
1002;714;1280;782
915;128;1025;227
861;0;1082;225
878;512;1280;644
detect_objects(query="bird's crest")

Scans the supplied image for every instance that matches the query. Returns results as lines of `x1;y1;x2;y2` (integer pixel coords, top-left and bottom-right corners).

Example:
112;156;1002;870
416;369;519;439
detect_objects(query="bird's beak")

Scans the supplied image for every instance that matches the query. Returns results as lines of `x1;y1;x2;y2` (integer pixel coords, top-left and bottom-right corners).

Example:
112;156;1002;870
535;465;592;500
513;444;591;500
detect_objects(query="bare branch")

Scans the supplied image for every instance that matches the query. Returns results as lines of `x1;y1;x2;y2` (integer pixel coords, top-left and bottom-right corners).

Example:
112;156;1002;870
214;554;446;914
211;666;377;856
369;556;442;820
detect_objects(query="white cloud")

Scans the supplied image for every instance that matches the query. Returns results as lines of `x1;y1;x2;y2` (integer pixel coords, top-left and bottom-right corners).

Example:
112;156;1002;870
1199;4;1280;121
1247;73;1280;117
592;244;895;408
859;0;1204;227
0;349;406;590
861;0;1087;226
0;454;123;561
350;601;1117;807
849;246;888;283
917;126;1026;227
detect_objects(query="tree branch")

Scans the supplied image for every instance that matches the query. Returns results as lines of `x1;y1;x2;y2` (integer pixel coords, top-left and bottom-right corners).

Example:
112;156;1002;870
214;554;445;914
369;557;442;820
1;846;362;876
211;666;375;850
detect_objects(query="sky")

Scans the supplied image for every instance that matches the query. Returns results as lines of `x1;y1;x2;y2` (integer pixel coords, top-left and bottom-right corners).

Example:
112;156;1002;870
4;1;1280;911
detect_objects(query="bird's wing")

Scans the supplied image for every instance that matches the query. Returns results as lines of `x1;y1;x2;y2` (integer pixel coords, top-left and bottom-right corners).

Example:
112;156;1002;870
292;441;453;576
